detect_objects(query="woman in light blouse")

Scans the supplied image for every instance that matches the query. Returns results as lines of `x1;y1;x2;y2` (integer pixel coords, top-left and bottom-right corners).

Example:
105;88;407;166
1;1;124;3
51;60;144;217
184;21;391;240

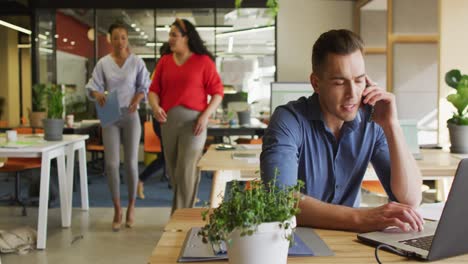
86;23;150;231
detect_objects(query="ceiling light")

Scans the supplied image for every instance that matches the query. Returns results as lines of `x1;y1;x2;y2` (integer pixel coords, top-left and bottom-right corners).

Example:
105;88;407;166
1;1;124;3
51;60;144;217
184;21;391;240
135;28;140;32
38;34;47;40
63;38;68;42
54;34;59;38
140;32;145;36
71;41;75;45
228;36;233;53
17;44;31;48
216;26;274;38
45;31;50;35
0;19;31;34
155;26;233;32
145;42;164;47
131;23;136;27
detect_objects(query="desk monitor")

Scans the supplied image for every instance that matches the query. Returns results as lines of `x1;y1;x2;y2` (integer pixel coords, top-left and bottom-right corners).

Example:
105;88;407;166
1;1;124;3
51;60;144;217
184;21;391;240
270;82;314;115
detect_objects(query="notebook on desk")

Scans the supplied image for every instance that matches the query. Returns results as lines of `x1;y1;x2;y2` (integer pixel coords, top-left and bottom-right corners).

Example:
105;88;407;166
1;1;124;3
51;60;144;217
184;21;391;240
358;159;468;261
178;227;333;262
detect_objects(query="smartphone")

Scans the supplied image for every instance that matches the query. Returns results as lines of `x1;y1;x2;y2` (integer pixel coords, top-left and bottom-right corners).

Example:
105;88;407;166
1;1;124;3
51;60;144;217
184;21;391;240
362;84;374;122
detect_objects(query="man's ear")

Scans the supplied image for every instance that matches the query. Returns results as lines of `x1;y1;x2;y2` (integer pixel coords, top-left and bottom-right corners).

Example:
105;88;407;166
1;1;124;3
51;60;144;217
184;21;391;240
310;73;320;94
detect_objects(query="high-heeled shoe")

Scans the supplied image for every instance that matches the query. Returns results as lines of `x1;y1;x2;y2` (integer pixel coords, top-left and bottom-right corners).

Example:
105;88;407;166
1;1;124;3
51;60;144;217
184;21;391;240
112;212;122;232
137;181;145;200
125;209;134;228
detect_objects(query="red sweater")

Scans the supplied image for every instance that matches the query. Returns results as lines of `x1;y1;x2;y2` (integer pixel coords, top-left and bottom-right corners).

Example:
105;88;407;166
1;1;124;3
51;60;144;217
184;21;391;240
149;53;224;113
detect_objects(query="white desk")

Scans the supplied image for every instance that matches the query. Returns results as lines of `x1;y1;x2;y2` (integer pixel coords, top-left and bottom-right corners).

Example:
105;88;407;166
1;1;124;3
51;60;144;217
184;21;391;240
198;146;460;208
0;134;89;249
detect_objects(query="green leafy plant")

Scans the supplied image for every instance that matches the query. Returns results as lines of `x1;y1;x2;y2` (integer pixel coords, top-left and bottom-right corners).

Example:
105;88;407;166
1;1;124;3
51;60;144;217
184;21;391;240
198;173;303;245
46;84;64;119
235;0;279;19
32;84;48;112
445;69;468;125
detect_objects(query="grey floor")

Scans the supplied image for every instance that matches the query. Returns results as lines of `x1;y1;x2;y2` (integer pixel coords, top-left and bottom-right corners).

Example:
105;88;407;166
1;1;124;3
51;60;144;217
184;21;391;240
0;206;171;264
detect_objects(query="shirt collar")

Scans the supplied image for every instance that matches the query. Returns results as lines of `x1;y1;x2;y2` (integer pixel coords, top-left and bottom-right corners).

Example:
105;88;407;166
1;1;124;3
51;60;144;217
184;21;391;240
307;93;363;132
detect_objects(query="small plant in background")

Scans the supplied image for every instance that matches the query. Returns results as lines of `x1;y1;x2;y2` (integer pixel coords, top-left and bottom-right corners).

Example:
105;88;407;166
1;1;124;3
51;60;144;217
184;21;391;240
32;84;48;112
445;69;468;125
198;174;304;246
46;84;64;119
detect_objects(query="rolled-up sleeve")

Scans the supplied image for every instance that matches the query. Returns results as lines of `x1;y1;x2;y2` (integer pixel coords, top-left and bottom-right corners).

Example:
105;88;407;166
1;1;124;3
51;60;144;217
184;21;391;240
203;57;224;97
135;57;150;99
370;126;397;201
86;61;105;101
260;107;302;188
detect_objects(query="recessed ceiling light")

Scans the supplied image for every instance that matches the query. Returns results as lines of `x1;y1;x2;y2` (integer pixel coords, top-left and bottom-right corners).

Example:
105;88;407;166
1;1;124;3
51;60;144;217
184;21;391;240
135;28;140;32
131;23;136;27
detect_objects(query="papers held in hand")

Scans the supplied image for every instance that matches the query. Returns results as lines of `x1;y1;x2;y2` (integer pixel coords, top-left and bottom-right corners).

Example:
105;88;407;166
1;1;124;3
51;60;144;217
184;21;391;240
95;90;121;128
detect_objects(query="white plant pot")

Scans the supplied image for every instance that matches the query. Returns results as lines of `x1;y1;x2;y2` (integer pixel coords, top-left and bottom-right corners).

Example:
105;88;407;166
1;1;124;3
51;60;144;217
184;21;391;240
227;217;296;264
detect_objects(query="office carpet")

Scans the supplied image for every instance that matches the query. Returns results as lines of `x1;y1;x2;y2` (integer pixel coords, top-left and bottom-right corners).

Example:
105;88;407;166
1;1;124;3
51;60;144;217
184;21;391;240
0;164;213;208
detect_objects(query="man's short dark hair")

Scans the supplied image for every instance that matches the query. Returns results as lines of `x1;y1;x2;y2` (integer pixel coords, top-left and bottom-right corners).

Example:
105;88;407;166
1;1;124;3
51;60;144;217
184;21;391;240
108;22;127;35
312;29;364;74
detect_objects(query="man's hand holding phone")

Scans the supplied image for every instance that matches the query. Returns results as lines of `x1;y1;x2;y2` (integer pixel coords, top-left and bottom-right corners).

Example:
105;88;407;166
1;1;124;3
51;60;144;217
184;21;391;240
362;76;399;129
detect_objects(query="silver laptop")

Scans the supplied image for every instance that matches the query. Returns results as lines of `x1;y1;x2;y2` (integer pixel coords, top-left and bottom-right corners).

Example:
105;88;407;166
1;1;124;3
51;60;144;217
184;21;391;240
358;159;468;261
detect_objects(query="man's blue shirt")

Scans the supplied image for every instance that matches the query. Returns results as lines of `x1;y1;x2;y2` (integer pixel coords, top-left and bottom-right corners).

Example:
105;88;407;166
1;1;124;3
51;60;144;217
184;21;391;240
260;94;396;207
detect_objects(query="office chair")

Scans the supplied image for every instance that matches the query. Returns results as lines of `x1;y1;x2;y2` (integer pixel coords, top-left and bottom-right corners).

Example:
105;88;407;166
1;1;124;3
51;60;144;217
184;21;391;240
0;128;43;216
143;120;168;184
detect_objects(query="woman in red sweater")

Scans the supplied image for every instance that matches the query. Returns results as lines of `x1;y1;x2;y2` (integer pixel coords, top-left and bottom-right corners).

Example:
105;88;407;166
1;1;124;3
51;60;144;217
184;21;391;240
148;18;223;212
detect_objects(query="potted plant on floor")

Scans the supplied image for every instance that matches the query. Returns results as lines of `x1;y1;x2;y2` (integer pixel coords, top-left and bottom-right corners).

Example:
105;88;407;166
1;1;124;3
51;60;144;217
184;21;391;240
43;84;65;141
198;176;304;264
29;84;48;128
444;69;468;153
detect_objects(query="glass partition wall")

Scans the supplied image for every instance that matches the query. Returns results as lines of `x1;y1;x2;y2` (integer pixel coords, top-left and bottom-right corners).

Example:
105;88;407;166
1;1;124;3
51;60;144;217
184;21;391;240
30;8;275;121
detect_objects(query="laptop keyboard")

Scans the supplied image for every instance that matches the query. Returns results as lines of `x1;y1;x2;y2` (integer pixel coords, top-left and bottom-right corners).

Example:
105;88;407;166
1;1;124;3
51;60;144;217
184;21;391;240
400;235;434;251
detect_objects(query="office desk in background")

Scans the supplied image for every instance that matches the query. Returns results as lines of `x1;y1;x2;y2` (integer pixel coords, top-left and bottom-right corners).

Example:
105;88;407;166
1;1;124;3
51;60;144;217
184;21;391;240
0;134;89;249
149;208;468;263
198;147;460;208
207;124;266;143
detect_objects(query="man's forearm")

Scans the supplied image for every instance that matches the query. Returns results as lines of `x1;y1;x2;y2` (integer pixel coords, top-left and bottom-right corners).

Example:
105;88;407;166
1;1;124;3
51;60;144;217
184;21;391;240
382;123;422;207
297;195;361;231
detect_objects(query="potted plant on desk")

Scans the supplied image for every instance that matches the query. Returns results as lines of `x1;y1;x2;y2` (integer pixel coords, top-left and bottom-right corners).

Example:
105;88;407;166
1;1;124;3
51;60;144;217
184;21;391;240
444;69;468;153
43;84;65;141
29;84;48;128
199;176;304;264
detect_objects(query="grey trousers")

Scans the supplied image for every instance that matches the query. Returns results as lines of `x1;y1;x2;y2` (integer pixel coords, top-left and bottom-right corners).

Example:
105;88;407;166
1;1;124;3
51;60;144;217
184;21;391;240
102;110;141;200
161;106;207;212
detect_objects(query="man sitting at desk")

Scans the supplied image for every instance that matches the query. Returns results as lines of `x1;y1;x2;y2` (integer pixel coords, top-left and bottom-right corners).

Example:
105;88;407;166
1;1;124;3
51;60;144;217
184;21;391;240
260;29;424;233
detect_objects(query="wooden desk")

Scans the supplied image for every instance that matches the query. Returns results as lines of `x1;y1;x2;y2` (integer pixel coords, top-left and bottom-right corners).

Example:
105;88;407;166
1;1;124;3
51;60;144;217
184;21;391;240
198;147;461;208
198;145;260;208
149;208;468;263
0;134;89;249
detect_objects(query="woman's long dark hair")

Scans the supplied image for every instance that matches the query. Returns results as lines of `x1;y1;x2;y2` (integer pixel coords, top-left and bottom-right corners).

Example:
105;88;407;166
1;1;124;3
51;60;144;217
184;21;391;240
172;18;214;61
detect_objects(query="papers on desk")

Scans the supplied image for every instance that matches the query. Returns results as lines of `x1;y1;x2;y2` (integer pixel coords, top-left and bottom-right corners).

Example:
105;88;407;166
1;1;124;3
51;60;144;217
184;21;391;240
417;202;445;221
0;140;45;148
95;90;121;128
231;152;259;163
452;153;468;160
236;144;262;150
178;227;327;262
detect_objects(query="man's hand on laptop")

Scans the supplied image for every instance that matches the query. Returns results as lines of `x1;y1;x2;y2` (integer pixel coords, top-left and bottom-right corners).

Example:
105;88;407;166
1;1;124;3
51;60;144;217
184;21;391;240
356;202;424;233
